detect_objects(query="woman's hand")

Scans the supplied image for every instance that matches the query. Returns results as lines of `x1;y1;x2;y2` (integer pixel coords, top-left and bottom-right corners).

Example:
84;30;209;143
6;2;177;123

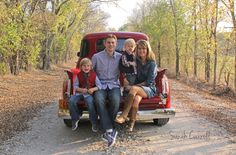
123;77;129;87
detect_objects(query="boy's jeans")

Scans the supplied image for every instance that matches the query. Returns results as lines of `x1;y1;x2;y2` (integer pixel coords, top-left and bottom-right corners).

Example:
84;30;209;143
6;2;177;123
94;88;121;132
68;94;98;125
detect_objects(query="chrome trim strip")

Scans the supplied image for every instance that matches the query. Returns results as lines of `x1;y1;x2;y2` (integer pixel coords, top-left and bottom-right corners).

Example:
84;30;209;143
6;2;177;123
58;108;176;120
136;108;175;120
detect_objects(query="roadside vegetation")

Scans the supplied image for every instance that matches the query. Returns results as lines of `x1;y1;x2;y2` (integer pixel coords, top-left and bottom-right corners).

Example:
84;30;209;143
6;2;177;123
0;0;113;74
121;0;236;93
0;0;235;93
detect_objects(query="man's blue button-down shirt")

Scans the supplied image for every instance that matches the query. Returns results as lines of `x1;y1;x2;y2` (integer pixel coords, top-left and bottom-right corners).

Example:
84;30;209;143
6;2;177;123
92;50;122;90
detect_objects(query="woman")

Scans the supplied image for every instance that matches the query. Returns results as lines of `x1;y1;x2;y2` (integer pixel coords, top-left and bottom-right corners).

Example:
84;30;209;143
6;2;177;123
115;39;157;131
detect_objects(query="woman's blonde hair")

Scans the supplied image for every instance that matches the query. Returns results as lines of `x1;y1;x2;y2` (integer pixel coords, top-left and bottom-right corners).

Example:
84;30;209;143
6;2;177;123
136;40;156;61
79;58;92;68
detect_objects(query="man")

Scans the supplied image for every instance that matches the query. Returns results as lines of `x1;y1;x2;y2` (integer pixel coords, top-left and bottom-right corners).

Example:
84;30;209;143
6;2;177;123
92;34;122;147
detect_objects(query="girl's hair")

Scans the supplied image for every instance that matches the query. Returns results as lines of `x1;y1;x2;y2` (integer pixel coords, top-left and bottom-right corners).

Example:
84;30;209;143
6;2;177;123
136;40;156;61
124;38;136;46
123;38;136;51
79;58;92;68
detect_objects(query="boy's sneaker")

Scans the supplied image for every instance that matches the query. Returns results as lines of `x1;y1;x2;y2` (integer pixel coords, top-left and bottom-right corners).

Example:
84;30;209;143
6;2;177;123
72;119;80;131
92;124;98;132
108;130;118;147
101;130;118;147
110;130;118;141
101;132;109;142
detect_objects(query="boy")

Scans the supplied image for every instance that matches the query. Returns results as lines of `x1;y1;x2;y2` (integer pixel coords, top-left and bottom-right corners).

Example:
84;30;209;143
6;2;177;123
68;58;101;132
119;38;137;95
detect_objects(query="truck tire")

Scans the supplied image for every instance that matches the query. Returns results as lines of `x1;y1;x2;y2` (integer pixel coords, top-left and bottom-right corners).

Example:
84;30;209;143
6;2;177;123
153;118;169;126
63;119;72;127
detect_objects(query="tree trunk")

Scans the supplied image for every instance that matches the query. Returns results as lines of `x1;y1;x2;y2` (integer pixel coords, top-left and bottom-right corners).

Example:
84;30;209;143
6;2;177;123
9;52;19;75
225;0;236;90
213;37;217;89
213;0;218;90
234;28;236;91
205;52;210;82
170;0;180;78
184;41;189;77
157;41;161;67
203;1;212;83
218;56;228;84
193;0;197;79
221;0;236;91
42;34;54;70
218;32;230;84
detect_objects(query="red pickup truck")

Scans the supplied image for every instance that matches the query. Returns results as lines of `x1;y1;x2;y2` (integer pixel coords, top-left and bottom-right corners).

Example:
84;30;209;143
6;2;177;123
58;32;175;127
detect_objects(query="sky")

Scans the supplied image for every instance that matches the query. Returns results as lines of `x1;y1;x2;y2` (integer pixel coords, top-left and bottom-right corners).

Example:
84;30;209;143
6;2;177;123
100;0;235;32
100;0;143;30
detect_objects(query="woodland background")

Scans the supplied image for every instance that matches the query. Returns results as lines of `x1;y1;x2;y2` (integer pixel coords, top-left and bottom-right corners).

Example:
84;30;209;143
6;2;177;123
0;0;235;91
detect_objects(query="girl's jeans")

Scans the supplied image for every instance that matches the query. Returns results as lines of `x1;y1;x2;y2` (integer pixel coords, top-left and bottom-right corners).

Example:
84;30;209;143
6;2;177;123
68;94;98;125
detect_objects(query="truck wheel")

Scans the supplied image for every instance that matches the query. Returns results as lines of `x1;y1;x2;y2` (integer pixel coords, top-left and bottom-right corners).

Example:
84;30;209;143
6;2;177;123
153;118;169;126
63;119;72;127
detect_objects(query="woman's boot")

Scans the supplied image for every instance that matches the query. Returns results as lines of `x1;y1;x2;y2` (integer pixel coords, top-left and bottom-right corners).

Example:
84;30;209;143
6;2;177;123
127;106;138;132
115;94;135;124
127;120;135;132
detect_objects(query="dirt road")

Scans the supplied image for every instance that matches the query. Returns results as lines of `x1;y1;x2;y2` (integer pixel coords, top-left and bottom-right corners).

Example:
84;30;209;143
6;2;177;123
0;71;236;154
1;102;234;155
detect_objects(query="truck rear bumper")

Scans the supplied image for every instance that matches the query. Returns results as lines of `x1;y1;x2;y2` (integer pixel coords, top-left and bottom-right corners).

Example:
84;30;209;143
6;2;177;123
58;108;176;120
134;108;176;120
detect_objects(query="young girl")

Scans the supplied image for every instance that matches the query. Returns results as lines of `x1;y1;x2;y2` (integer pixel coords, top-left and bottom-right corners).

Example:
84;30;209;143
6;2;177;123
68;58;101;132
119;38;137;95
